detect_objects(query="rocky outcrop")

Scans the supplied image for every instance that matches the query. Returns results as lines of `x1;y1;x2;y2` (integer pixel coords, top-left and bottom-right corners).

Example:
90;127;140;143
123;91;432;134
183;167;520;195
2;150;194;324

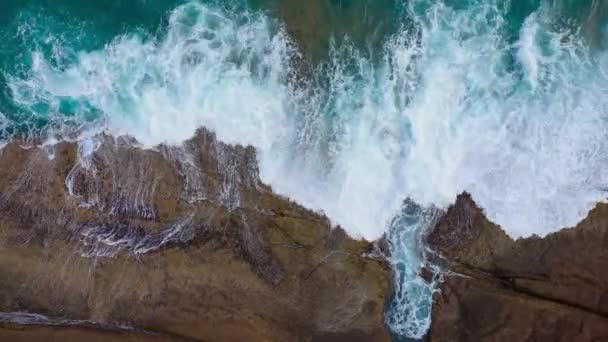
0;129;390;342
427;193;608;341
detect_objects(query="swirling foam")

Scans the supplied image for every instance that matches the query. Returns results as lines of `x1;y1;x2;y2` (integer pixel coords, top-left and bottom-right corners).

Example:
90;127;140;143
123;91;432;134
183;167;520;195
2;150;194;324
7;0;608;238
4;1;608;337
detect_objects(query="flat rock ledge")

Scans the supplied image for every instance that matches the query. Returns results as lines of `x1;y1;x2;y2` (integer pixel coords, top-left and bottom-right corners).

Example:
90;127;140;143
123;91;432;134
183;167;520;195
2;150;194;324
427;193;608;342
0;129;390;342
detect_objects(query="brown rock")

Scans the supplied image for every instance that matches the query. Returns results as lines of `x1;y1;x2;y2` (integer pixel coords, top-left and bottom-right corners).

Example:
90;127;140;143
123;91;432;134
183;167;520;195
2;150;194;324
0;128;390;341
427;193;608;341
0;325;184;342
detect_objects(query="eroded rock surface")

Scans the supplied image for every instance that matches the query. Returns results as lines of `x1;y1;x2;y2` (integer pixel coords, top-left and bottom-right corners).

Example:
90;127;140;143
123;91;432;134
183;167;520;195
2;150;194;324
427;193;608;341
0;129;390;342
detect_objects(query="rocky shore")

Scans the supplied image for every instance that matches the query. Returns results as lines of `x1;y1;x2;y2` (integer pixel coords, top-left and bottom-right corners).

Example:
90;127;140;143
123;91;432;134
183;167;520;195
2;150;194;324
1;130;607;341
0;129;390;342
426;193;608;341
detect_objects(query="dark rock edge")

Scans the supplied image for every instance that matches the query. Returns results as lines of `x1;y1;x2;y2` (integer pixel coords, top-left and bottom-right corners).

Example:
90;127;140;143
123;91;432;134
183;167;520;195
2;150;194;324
426;193;608;342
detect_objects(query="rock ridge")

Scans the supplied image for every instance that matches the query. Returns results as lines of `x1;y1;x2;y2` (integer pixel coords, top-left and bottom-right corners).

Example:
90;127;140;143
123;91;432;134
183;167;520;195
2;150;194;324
427;193;608;341
0;128;391;342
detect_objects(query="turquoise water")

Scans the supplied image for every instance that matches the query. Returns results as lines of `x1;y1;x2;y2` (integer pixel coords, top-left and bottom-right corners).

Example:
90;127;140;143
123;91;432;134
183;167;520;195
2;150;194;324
1;0;606;140
1;0;608;339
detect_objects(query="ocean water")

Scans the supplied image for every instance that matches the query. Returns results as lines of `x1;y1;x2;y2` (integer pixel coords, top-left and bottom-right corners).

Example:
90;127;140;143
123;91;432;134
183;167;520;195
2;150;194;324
1;0;608;339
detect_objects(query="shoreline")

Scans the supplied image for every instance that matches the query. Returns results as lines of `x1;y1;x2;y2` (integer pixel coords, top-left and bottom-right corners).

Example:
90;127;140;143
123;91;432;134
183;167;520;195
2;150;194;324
2;131;608;340
0;129;391;341
426;193;608;340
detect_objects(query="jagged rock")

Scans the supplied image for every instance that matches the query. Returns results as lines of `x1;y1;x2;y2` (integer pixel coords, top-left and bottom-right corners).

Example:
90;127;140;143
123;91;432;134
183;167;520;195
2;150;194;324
427;193;608;341
0;129;390;342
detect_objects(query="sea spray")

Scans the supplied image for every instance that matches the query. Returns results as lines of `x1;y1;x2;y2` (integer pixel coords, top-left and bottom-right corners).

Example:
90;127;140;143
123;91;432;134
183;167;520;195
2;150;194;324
5;0;608;239
0;112;7;145
1;0;608;339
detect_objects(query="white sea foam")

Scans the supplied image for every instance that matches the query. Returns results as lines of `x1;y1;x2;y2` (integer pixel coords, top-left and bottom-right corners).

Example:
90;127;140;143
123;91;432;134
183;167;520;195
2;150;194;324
6;1;608;338
517;13;542;89
0;112;7;149
7;1;608;243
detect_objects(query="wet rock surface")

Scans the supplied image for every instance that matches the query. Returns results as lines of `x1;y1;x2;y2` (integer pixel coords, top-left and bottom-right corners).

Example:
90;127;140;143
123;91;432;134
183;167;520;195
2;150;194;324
427;193;608;341
0;129;390;342
4;127;607;342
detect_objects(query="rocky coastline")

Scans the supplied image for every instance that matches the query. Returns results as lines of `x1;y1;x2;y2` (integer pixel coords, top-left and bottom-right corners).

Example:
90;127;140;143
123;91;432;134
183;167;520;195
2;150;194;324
426;193;608;341
0;131;607;341
0;129;390;342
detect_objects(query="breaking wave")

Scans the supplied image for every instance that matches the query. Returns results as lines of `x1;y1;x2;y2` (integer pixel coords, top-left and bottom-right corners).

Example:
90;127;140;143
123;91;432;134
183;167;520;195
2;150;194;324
1;0;608;338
